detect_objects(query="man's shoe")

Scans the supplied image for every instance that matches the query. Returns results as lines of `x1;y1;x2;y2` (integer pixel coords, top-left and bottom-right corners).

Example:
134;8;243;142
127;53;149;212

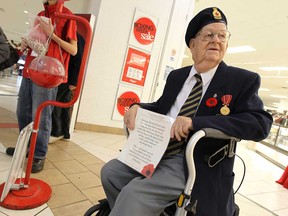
6;147;15;156
6;147;29;157
31;158;45;173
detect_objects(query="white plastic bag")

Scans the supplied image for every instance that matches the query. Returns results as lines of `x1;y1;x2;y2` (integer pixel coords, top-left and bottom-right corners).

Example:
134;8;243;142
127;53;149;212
23;15;50;56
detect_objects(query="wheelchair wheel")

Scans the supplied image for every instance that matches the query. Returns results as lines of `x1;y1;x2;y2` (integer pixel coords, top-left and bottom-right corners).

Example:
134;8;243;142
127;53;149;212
84;203;101;216
84;199;111;216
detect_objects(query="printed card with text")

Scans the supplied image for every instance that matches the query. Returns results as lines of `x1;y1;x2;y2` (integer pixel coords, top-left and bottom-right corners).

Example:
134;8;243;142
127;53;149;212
118;108;174;178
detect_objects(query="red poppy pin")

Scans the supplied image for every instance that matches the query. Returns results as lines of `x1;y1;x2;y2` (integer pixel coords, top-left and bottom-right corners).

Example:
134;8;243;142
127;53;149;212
206;94;218;108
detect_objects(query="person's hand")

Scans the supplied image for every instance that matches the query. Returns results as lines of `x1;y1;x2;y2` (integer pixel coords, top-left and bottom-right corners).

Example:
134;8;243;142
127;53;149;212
123;104;140;130
170;116;193;141
38;17;54;37
20;37;28;51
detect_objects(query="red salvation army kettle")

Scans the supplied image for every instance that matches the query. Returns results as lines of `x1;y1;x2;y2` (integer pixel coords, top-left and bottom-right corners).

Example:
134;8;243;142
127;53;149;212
27;55;65;88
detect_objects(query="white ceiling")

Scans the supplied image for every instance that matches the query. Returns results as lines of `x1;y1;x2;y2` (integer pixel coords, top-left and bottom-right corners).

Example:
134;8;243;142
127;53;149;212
1;0;288;113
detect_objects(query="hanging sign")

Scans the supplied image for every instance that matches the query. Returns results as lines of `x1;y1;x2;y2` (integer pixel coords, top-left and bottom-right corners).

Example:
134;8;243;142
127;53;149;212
117;91;141;116
129;9;158;52
133;17;156;45
121;47;150;87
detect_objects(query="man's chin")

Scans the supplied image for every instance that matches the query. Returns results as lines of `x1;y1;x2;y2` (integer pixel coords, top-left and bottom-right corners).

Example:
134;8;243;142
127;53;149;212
205;55;222;63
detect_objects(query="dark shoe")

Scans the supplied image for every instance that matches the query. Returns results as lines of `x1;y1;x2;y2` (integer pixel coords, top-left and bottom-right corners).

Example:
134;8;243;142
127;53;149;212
31;158;45;173
63;134;70;139
6;147;29;157
6;147;15;156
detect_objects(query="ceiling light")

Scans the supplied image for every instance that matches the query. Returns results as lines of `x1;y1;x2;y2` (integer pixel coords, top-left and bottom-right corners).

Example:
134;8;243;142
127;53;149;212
270;95;288;99
24;10;28;14
227;45;256;54
25;22;29;25
259;67;288;71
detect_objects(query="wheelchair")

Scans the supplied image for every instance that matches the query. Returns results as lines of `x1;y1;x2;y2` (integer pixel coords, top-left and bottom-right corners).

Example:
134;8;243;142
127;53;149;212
84;127;241;216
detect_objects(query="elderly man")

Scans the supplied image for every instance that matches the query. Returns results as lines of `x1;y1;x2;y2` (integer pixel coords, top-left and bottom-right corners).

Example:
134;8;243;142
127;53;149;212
101;7;272;216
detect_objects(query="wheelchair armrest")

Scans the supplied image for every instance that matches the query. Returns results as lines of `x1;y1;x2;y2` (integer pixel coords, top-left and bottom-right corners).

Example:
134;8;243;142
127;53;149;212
176;129;240;216
185;128;240;178
202;128;240;141
123;124;240;140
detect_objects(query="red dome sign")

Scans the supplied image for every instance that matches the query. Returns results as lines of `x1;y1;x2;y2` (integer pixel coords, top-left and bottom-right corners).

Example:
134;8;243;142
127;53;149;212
133;17;156;45
117;91;140;116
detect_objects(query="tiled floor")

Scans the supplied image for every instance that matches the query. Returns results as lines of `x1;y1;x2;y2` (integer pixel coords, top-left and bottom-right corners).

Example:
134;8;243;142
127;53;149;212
0;74;288;216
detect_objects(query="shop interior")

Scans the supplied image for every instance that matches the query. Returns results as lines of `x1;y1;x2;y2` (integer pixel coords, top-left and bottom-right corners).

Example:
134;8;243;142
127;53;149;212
0;0;288;215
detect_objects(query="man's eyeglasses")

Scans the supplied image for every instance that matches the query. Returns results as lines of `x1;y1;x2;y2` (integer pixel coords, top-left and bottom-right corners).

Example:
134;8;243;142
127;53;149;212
195;30;231;42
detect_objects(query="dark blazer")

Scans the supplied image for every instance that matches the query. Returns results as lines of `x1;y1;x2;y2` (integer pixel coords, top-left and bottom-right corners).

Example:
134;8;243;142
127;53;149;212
139;61;273;216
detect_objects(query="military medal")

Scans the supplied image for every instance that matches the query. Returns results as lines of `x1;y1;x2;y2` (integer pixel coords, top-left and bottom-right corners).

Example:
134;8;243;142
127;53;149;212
220;105;230;115
220;95;232;115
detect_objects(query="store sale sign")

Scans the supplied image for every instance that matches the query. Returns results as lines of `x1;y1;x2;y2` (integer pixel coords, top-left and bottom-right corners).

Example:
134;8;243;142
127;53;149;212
133;17;156;45
112;84;143;121
129;9;158;52
121;47;150;87
117;91;140;116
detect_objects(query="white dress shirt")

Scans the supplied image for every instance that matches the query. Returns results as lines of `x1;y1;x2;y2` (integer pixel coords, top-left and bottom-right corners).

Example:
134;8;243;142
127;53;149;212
167;65;218;119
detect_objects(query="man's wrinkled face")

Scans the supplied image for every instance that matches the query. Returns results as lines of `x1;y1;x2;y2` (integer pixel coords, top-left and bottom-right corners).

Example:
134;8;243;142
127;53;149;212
189;23;229;66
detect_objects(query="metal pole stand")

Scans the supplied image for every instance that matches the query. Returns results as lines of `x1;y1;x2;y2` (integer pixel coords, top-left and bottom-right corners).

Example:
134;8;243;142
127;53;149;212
0;122;52;209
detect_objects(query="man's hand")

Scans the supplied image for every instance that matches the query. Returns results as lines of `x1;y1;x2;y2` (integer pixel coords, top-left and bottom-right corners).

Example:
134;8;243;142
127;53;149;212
123;104;140;130
170;116;193;141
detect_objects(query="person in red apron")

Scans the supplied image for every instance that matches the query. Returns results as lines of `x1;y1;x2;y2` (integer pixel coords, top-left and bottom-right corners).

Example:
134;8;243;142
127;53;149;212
6;0;77;173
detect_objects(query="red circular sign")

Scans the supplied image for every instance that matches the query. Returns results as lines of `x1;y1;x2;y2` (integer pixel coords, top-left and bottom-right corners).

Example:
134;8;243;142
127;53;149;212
117;91;140;116
133;17;156;45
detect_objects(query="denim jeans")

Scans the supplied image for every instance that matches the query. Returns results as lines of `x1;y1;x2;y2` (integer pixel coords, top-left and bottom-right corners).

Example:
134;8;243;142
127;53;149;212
16;77;58;159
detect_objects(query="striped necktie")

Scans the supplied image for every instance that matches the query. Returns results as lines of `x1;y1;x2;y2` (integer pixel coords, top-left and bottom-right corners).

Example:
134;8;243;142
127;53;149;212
165;73;203;156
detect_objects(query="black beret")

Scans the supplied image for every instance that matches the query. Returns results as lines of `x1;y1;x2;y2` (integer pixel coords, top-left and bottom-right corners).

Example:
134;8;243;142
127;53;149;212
185;7;227;47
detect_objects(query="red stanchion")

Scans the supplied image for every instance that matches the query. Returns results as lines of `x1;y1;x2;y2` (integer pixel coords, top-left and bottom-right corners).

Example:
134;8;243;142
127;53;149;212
0;11;92;210
276;166;288;185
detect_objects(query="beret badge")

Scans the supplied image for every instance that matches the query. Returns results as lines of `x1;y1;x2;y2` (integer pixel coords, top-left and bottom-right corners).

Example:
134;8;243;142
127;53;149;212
212;8;222;20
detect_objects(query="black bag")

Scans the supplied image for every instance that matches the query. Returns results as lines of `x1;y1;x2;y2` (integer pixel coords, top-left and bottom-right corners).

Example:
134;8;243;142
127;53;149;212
0;42;20;71
0;27;10;65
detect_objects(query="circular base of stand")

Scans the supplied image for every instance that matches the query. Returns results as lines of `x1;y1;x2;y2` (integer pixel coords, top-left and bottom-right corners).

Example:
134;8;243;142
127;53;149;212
0;178;52;210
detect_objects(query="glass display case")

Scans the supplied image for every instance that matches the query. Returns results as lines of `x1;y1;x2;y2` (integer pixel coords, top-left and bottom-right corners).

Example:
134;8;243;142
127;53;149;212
262;124;288;153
